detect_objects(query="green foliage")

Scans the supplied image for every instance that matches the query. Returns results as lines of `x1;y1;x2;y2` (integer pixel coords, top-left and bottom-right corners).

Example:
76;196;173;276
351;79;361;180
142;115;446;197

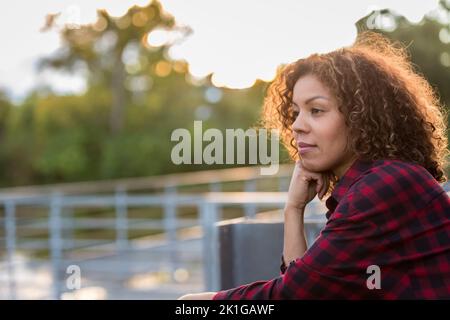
0;2;448;187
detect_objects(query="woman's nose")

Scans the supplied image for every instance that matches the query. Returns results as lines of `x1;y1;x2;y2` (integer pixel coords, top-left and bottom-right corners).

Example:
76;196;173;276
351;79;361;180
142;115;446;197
292;114;310;133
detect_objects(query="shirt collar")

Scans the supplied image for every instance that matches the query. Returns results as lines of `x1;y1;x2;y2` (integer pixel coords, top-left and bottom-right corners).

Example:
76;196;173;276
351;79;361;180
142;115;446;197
325;158;375;219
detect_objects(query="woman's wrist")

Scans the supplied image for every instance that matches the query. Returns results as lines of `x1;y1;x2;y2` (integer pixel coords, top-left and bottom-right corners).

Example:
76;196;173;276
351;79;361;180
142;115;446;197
284;206;305;228
283;203;307;264
284;203;306;215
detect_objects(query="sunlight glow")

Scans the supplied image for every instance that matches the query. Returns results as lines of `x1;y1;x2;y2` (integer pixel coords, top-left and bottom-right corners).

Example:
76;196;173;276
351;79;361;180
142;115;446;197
0;0;443;100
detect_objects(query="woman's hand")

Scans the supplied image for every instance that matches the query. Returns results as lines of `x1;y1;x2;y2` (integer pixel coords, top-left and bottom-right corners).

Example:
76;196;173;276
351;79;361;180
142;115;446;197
286;161;332;210
178;292;217;300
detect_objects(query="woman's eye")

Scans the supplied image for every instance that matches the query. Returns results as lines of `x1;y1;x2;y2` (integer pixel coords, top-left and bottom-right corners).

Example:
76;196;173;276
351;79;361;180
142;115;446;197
311;108;322;115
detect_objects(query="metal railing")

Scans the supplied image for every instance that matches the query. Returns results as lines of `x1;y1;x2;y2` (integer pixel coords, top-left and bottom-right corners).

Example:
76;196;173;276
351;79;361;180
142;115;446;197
0;165;300;299
1;165;448;300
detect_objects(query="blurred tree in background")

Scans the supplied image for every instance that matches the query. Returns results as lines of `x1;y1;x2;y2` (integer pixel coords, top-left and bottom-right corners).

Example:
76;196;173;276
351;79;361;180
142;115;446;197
1;1;266;186
357;0;450;127
40;1;181;134
0;0;448;187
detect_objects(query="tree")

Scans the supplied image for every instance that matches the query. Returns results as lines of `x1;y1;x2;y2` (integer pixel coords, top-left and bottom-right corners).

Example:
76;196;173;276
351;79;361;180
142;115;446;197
355;0;450;113
40;0;190;134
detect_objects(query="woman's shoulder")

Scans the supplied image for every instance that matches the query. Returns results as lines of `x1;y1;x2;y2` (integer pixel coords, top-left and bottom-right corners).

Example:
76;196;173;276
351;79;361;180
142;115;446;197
330;159;449;222
363;159;438;183
351;158;445;203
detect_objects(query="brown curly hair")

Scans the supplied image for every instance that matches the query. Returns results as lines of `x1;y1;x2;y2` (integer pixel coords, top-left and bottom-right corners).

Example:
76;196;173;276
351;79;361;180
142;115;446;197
263;31;449;186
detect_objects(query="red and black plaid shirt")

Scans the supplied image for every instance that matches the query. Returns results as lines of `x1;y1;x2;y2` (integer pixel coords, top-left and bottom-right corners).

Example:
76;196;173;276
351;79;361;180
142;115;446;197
213;159;450;299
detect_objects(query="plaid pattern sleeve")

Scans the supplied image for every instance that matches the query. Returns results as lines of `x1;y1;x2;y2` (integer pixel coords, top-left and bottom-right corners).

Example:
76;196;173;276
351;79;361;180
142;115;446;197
212;159;450;300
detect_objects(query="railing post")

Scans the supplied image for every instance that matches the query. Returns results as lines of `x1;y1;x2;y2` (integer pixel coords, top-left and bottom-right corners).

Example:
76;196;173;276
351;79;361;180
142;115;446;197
5;200;17;300
209;181;222;221
49;193;63;299
200;201;220;291
164;185;178;280
278;175;290;192
115;186;128;253
64;207;74;251
244;179;257;219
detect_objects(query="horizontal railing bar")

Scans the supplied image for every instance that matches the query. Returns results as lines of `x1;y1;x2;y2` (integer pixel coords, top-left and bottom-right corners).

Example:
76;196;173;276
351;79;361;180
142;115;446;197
14;239;113;250
0;164;294;198
1;191;448;207
10;218;200;230
0;192;287;206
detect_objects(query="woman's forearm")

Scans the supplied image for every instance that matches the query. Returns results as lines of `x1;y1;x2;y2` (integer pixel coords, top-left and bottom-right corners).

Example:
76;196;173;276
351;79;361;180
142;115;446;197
178;292;217;300
283;205;307;264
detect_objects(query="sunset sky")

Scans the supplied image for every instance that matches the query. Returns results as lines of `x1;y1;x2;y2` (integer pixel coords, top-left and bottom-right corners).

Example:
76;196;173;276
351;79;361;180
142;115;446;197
0;0;445;101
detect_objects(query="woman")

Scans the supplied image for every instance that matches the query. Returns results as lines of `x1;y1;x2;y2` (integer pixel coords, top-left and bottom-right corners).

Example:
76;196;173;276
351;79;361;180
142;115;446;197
179;32;450;300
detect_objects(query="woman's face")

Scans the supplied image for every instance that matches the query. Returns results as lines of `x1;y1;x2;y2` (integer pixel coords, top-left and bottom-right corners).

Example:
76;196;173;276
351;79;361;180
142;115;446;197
291;74;356;178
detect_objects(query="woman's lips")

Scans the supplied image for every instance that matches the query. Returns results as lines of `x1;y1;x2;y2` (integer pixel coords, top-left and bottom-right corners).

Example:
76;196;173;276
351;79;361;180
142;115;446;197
298;146;316;155
297;142;317;155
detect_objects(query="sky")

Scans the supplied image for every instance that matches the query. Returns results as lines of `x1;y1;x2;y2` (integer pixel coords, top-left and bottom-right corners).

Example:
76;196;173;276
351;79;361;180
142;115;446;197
0;0;446;101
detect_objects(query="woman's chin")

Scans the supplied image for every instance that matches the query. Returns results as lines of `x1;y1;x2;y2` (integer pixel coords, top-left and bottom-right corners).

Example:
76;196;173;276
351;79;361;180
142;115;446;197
300;158;327;173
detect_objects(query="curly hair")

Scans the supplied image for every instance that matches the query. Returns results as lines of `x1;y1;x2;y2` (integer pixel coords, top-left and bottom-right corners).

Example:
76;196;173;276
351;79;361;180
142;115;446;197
263;31;449;186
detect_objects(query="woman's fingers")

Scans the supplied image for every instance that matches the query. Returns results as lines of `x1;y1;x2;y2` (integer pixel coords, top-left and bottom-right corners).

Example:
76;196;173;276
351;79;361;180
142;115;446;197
320;172;334;199
302;171;324;195
310;172;330;200
318;178;326;200
324;180;329;198
320;175;329;199
296;162;332;202
315;178;323;194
